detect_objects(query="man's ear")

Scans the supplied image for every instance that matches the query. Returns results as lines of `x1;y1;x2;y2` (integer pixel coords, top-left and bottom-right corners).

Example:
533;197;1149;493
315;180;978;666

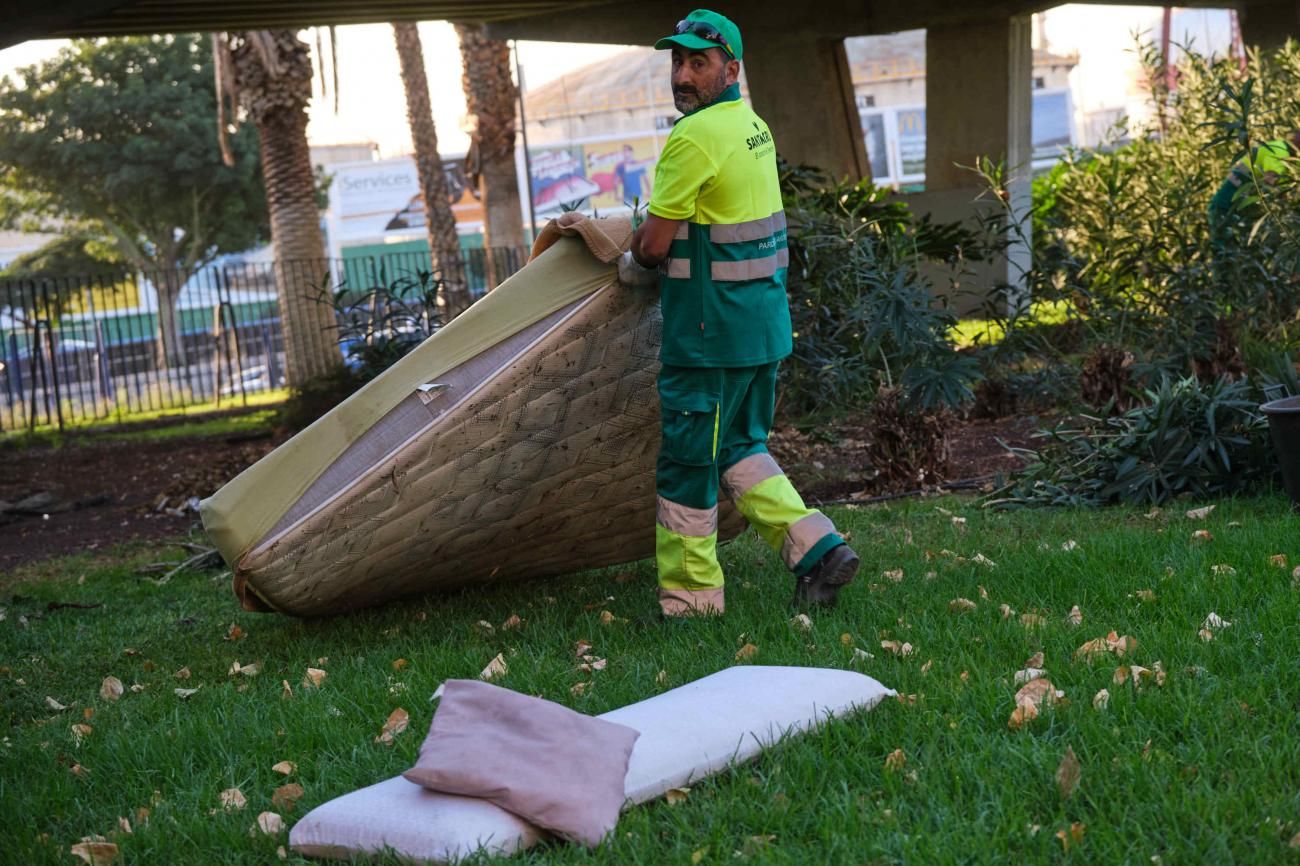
725;58;740;85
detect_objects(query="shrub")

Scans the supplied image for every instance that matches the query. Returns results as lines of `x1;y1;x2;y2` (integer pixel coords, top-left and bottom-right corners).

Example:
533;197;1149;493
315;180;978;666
779;162;981;421
276;267;444;432
987;375;1275;508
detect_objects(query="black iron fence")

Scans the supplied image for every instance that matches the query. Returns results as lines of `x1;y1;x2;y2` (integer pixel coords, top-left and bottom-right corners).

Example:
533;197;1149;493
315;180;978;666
0;245;531;432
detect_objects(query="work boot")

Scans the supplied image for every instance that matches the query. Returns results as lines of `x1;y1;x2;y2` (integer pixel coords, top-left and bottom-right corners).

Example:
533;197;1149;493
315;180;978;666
793;543;860;608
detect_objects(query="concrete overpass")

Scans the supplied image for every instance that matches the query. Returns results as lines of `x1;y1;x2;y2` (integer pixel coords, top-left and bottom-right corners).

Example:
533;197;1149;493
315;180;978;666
4;0;1298;293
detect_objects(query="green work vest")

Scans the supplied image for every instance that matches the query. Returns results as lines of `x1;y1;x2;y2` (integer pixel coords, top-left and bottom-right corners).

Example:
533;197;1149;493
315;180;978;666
648;84;792;368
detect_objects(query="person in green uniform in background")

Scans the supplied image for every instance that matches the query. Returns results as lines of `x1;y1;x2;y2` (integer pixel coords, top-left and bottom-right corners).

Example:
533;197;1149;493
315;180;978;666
1208;132;1299;246
618;9;860;619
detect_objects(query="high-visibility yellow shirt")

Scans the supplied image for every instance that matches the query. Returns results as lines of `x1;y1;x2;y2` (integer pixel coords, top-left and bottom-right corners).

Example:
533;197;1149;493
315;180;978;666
648;84;792;368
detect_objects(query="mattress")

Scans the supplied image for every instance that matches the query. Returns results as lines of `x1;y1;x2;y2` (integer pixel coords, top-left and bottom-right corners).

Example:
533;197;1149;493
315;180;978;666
200;215;746;616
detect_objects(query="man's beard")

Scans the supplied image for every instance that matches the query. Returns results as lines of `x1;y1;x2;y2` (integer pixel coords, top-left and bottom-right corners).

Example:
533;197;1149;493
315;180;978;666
673;70;729;113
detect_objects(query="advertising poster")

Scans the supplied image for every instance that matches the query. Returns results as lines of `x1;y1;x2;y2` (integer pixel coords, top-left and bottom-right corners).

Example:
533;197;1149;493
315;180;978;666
332;156;482;244
896;108;927;179
528;145;600;215
582;137;659;211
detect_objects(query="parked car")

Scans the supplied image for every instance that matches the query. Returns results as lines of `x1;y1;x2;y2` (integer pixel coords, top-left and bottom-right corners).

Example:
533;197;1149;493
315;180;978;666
218;364;284;397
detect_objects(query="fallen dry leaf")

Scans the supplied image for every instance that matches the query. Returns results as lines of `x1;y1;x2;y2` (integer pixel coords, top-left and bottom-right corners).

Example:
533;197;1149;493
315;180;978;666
1113;665;1153;687
1211;564;1236;576
229;661;261;678
173;687;200;699
281;680;292;699
1134;589;1157;602
1065;605;1083;627
570;682;591;696
735;643;759;662
884;748;906;772
271;761;296;776
851;648;874;663
1014;668;1047;685
972;553;997;568
790;613;813;632
271;783;304;812
473;620;495;636
71;723;93;744
302;668;327;688
480;654;508;681
880;640;913;657
948;598;977;613
1202;612;1232;630
99;676;124;702
1055;746;1081;800
501;614;523;630
1074;631;1137;661
920;660;933;675
1093;688;1110;710
374;708;410;745
741;835;777;855
69;841;118;866
1191;529;1213;542
1061;539;1078;551
70;763;90;778
599;610;617;626
655;670;668;686
391;658;409;672
691;847;710;864
219;788;247;811
573;640;593;658
116;817;131;834
882;568;904;582
1024;652;1045;668
1007;702;1039;730
665;787;690;805
1270;554;1288;568
1019;613;1046;629
256;812;285;835
224;623;245;641
1055;822;1086;852
840;633;854;646
45;696;68;711
1186;505;1215;520
1198;628;1215;642
1014;677;1061;711
999;604;1015;619
174;667;191;680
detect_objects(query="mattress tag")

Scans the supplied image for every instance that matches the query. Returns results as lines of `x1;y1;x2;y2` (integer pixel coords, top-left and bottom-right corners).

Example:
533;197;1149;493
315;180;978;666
416;383;450;405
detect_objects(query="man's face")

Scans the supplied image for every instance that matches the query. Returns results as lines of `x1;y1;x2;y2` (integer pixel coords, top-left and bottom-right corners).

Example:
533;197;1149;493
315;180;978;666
670;46;739;114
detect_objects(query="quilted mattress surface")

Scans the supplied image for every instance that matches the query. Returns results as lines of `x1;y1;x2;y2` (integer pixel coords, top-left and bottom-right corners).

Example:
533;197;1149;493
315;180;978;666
200;216;744;616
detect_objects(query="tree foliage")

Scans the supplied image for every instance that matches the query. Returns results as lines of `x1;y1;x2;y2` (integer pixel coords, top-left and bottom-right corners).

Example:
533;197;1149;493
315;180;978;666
0;34;267;275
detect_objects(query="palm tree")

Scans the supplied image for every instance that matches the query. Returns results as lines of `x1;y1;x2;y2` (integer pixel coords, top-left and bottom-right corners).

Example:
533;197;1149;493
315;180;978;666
391;21;471;319
213;29;340;385
455;23;526;288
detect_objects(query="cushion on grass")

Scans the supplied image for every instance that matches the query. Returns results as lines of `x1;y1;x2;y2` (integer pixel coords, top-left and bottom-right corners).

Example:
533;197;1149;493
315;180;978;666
402;679;640;848
289;665;894;863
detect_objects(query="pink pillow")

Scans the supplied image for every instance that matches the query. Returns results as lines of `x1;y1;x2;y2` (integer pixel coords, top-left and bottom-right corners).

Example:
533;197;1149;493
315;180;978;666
402;679;640;848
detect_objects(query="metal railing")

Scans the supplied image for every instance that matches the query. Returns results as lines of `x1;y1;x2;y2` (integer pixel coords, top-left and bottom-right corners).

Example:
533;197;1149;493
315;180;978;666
0;245;531;432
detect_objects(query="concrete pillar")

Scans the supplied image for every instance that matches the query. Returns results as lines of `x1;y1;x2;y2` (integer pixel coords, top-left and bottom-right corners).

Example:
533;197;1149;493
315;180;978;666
914;15;1033;312
743;33;869;178
1241;2;1300;50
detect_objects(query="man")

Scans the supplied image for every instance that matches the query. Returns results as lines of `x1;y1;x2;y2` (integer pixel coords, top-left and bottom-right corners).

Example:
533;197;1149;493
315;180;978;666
1208;131;1299;241
618;9;860;619
614;144;650;205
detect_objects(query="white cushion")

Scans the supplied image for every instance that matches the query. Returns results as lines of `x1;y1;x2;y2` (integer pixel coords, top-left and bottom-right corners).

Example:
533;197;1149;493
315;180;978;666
289;665;893;862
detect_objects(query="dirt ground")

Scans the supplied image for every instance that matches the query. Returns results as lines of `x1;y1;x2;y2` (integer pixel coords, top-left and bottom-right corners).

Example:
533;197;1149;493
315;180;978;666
0;414;1038;574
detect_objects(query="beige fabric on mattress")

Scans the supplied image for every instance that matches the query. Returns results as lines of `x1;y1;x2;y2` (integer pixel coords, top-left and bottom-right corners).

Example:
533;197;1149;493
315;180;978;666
201;215;747;615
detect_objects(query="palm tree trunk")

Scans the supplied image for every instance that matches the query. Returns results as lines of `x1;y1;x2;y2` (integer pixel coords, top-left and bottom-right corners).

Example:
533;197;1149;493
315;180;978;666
392;21;470;319
455;23;525;290
230;30;339;386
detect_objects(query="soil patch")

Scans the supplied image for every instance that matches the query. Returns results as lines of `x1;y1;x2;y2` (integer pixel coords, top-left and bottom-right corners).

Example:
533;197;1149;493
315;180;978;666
0;414;1040;572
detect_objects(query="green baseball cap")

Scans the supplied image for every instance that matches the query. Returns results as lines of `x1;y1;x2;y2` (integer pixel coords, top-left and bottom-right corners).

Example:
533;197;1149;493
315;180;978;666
654;9;742;61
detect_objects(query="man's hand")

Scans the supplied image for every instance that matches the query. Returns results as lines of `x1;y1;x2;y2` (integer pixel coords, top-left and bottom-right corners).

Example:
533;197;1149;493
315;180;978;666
630;213;683;268
618;250;659;288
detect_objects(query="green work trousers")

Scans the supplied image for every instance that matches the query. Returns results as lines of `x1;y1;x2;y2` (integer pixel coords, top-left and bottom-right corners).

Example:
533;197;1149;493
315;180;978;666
655;362;844;616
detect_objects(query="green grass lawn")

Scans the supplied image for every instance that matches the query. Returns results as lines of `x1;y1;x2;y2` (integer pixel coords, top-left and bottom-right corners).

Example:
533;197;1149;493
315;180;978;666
4;496;1300;864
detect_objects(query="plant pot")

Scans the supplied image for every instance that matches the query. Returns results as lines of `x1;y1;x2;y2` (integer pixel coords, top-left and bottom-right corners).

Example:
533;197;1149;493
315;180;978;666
1260;395;1300;508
